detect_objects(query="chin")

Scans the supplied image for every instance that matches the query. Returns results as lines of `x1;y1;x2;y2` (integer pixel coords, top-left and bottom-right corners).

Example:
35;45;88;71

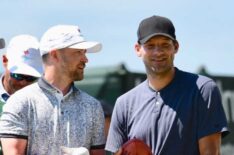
74;76;84;81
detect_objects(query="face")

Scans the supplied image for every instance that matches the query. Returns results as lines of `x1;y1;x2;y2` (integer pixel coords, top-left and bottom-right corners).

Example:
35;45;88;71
57;48;88;81
7;73;37;94
135;36;179;76
2;55;38;95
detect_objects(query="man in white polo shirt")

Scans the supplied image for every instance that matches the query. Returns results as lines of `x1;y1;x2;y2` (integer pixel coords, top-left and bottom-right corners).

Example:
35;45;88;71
0;25;105;155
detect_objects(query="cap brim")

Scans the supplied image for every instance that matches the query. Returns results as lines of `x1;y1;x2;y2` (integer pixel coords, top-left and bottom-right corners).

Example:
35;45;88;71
8;63;43;77
69;41;102;53
139;33;176;44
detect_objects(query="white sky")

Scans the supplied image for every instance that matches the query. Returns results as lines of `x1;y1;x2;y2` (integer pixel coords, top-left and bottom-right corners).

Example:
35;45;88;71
0;0;233;76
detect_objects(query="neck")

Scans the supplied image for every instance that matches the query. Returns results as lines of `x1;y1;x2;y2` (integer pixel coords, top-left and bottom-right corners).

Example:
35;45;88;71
148;67;175;91
43;67;72;95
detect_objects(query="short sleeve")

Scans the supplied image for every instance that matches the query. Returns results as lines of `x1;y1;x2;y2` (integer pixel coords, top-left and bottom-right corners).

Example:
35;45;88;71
90;100;105;149
105;97;128;153
0;94;29;138
197;81;229;139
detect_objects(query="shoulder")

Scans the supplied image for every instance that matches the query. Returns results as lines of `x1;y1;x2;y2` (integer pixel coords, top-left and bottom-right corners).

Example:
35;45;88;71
8;83;39;101
4;83;39;111
17;82;40;94
118;80;148;101
77;89;99;104
114;80;149;112
176;69;220;102
177;69;216;89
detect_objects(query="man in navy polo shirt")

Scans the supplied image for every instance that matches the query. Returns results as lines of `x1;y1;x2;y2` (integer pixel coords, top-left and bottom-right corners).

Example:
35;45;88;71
105;15;229;155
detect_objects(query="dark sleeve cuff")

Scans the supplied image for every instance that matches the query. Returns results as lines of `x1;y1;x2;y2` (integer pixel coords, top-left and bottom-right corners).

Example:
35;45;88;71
90;144;105;150
0;133;28;139
222;130;230;138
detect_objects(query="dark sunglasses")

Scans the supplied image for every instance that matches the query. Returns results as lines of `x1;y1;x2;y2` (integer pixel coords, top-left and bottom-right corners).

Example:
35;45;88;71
10;73;38;82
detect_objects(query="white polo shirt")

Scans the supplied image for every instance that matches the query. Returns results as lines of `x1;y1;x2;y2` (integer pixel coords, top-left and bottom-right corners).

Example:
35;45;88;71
0;77;105;154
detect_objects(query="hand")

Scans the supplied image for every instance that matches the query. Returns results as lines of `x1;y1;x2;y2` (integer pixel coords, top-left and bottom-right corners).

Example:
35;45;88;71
114;148;122;155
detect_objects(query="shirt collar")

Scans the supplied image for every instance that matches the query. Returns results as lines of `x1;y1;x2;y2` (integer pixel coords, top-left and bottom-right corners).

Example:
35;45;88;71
38;77;78;98
145;67;180;94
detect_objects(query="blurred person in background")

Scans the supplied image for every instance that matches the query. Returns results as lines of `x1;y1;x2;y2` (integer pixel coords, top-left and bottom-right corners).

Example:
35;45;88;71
100;100;113;155
100;100;113;140
0;35;43;155
0;35;43;110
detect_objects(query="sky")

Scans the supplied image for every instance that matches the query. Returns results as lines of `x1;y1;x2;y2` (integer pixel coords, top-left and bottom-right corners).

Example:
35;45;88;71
0;0;233;76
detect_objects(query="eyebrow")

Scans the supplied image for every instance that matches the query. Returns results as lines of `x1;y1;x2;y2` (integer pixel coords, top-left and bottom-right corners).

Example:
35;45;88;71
75;49;86;53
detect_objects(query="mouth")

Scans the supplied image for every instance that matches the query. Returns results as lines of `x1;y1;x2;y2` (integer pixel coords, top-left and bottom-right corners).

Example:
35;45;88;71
77;65;86;74
78;67;84;70
152;57;166;63
78;63;86;70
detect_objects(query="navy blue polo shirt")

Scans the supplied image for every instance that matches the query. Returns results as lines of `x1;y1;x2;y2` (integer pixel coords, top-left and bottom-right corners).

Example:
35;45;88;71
105;68;229;155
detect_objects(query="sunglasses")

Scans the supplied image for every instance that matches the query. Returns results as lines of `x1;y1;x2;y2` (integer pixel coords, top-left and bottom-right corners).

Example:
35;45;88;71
10;73;38;82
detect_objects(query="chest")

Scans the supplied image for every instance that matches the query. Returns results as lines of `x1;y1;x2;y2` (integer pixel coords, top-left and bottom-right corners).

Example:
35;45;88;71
127;92;198;140
28;96;94;147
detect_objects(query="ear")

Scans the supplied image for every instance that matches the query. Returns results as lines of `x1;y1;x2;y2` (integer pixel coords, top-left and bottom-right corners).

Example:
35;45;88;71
50;50;59;62
174;41;179;54
135;43;142;57
2;55;8;68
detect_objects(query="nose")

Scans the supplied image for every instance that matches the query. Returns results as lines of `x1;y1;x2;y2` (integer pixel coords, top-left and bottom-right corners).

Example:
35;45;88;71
81;53;88;63
152;46;165;53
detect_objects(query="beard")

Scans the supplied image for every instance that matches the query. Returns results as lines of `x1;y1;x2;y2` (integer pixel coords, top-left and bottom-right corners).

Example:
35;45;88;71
66;63;85;81
60;60;85;82
69;69;84;81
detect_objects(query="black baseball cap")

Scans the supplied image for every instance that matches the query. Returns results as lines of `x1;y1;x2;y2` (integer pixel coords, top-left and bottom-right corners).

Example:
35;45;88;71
137;15;176;44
